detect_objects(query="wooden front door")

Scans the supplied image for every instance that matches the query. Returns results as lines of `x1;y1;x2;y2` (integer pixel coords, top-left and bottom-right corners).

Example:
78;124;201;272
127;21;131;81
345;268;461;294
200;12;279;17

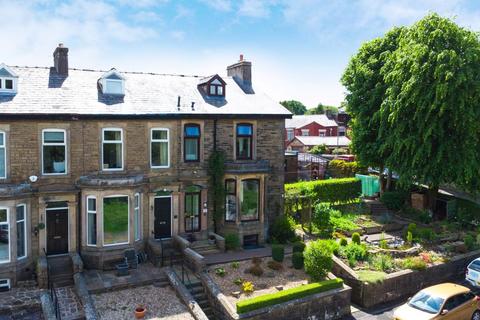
154;197;172;239
46;208;69;255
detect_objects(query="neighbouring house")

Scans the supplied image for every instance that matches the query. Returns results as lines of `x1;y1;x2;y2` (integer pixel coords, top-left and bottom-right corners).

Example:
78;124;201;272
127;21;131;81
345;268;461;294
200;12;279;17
286;136;351;153
284;114;338;145
336;106;351;130
0;45;291;287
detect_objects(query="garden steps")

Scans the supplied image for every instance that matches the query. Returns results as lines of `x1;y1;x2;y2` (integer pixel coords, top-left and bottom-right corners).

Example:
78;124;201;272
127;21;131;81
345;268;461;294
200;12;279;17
366;200;392;215
48;255;74;288
185;281;216;319
191;240;222;256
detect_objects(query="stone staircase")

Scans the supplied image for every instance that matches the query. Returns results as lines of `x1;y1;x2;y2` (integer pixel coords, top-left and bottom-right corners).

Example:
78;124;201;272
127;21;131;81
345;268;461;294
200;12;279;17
191;240;221;256
55;286;85;320
48;255;74;288
186;280;215;320
366;200;391;216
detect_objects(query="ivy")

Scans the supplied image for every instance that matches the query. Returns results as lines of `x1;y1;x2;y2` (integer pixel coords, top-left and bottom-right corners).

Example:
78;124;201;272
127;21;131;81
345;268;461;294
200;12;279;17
208;150;226;232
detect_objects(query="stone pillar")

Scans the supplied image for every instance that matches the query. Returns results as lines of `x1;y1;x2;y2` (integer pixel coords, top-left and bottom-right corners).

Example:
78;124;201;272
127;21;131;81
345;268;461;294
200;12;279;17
68;200;77;252
38;201;47;255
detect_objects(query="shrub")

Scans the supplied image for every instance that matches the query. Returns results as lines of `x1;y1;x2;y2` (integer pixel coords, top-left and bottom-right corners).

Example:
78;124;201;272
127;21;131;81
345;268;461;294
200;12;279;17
231;261;240;269
292;252;304;269
267;260;283;271
328;160;367;178
233;278;243;285
246;264;264;277
225;233;240;250
418;210;432;224
332;147;348;155
370;254;395;272
339;243;368;262
236;279;344;314
285;178;361;204
292;241;306;254
417;228;436;242
406;231;413;245
464;234;475;251
269;215;296;244
304;240;334;281
215;267;226;277
379;232;388;249
380;191;408;211
401;257;427;271
309;144;328;155
339;238;348;246
351;232;361;245
312;203;334;236
272;245;285;262
242;281;254;294
323;239;340;255
406;223;417;237
252;257;262;265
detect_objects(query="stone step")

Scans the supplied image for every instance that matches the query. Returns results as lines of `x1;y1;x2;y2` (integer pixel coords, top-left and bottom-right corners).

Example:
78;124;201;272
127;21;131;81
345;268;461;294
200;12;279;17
55;286;85;320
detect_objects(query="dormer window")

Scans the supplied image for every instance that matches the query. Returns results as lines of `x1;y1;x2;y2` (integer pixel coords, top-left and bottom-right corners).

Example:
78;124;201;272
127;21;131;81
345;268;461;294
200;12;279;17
99;69;125;95
0;64;18;95
198;74;226;97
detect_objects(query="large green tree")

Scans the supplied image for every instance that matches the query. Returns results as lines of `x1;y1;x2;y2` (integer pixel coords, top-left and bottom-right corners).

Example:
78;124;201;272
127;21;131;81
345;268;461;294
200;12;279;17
306;103;339;115
380;14;480;209
280;100;307;115
341;27;405;191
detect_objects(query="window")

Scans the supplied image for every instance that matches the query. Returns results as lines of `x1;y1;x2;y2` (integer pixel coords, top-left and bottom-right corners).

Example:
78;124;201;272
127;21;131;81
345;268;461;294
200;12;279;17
236;124;253;160
287;129;294;141
42;130;67;175
99;69;125;95
0;132;5;179
134;193;141;241
105;80;124;95
208;78;225;96
225;180;236;222
151;129;169;168
338;126;346;136
87;197;97;246
185;188;201;232
240;179;259;221
102;129;123;170
16;205;26;259
319;129;327;137
0;208;9;263
301;129;309;136
184;124;200;162
0;279;10;292
103;196;129;245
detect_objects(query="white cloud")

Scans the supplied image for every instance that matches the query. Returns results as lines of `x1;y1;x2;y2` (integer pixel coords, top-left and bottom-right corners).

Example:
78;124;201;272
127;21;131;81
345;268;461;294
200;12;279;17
170;30;186;41
238;0;273;18
197;0;232;12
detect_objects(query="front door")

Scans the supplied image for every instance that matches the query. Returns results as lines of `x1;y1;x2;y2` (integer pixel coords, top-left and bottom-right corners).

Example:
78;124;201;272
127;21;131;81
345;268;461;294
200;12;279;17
154;197;172;239
46;208;69;255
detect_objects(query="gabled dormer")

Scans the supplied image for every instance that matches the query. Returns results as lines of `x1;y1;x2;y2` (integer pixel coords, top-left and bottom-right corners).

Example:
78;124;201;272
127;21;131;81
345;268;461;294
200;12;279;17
98;68;125;96
198;74;226;98
0;63;18;95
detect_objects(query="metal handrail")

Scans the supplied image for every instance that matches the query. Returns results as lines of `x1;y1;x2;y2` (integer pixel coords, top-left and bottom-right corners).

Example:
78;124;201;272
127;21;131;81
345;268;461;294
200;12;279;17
43;248;61;320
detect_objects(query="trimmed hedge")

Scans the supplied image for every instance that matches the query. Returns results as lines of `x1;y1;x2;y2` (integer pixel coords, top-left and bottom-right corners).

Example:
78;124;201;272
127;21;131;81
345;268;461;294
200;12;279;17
292;252;304;269
328;160;367;178
285;178;361;204
236;278;344;314
272;244;285;262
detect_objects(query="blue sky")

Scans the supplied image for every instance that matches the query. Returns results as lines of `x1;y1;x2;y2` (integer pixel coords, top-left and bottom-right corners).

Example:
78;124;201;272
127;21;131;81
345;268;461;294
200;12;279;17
2;0;480;107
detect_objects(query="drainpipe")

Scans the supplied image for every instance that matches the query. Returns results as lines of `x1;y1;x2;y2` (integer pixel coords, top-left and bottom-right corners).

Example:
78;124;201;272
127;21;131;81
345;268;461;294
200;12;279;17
213;119;218;233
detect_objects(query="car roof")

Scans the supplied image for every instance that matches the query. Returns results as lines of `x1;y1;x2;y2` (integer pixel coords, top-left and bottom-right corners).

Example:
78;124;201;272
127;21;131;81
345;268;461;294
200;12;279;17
422;283;470;299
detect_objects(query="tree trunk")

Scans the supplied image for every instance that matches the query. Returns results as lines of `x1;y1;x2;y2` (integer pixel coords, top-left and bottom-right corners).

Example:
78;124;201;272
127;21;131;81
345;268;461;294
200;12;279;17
386;170;393;191
379;165;385;195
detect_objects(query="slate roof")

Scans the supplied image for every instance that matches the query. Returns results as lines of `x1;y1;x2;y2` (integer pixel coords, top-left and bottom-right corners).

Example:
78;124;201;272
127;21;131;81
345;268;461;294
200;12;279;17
285;114;338;128
0;66;291;118
291;136;351;147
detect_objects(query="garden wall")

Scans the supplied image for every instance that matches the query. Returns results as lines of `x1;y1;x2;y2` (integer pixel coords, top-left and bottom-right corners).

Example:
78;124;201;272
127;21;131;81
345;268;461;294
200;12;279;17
200;272;352;320
332;250;480;309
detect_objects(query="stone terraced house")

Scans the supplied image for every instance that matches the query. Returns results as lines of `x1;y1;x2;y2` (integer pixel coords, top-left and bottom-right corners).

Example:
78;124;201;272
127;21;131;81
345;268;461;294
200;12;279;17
0;45;291;287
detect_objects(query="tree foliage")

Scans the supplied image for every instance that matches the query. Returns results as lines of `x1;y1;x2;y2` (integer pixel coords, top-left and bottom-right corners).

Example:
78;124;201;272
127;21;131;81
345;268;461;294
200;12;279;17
309;144;328;155
306;103;339;115
280;100;307;115
208;150;226;232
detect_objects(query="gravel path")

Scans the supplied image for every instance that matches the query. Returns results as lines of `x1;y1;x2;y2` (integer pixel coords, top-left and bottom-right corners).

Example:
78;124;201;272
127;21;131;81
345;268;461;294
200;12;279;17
92;285;194;320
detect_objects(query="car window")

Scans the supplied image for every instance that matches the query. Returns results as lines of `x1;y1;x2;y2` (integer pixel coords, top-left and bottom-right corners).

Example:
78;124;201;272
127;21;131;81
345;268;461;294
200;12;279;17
408;291;445;314
469;261;480;272
443;293;472;311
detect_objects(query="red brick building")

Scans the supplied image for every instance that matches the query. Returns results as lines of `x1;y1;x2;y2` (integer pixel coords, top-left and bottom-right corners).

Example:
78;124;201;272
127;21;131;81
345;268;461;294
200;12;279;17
285;115;340;146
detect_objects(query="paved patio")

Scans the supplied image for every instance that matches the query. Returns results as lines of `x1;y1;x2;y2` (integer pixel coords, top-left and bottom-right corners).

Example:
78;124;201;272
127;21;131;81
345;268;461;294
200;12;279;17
204;245;292;265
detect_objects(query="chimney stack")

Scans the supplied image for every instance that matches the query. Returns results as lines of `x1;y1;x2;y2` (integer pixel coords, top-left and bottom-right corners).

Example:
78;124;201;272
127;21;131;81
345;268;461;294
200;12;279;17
227;54;253;94
53;43;69;76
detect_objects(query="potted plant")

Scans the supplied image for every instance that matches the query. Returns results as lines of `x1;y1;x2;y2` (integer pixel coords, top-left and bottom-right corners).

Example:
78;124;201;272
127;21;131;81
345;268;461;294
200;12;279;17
135;305;146;319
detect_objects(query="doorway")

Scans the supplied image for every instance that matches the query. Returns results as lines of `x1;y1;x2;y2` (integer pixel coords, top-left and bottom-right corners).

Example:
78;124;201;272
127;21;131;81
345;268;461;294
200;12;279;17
154;197;172;239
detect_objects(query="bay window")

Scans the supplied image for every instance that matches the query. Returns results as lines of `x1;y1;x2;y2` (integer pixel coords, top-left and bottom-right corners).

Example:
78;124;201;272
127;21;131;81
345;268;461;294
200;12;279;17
16;205;26;259
240;179;260;221
102;128;123;170
87;197;97;246
103;196;129;245
184;124;200;162
225;179;237;222
42;129;67;175
0;208;9;263
151;128;169;168
236;124;253;160
0;132;5;179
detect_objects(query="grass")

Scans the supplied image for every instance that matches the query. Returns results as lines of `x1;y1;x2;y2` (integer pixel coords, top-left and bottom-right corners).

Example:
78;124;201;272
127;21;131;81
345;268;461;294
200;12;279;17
357;270;386;284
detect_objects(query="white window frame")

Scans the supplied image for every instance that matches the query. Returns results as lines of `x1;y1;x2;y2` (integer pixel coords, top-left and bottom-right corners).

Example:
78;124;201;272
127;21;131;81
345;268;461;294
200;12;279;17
0;131;6;179
0;78;17;94
286;129;294;141
102;195;130;247
102;128;124;171
16;204;27;260
150;128;170;169
0;207;10;264
86;196;97;247
42;129;67;176
319;129;327;137
301;129;309;136
134;193;141;241
0;279;10;291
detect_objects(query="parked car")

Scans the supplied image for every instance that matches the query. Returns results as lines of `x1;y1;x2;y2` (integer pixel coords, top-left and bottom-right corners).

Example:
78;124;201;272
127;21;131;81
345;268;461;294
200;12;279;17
393;283;480;320
466;258;480;287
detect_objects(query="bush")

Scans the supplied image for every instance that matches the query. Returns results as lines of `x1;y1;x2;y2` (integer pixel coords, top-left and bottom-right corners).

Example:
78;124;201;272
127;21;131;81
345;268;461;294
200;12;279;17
417;228;436;242
285;178;361;204
406;231;413;245
401;257;427;271
292;252;304;269
309;144;328;155
269;215;296;244
236;279;344;314
351;232;361;245
215;267;226;277
332;147;348;155
380;191;408;211
340;238;348;246
339;243;368;262
312;203;334;236
233;278;243;285
464;234;475;251
323;239;340;255
304;240;334;281
231;261;240;269
370;254;395;272
225;233;240;250
293;241;306;254
272;244;285;262
246;264;264;277
242;281;254;294
267;260;283;271
405;223;417;238
328;160;367;178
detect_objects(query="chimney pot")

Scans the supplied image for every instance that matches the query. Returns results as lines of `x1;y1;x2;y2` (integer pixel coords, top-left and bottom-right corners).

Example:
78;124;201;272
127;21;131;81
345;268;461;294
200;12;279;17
239;54;244;62
53;43;69;76
227;55;253;94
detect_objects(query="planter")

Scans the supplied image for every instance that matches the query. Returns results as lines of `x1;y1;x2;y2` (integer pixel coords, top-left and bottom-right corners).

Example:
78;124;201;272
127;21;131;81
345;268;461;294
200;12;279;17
116;263;129;277
135;306;146;319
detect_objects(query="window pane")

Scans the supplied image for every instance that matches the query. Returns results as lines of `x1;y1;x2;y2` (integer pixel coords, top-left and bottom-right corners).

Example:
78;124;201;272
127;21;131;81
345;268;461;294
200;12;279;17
103;143;122;169
185;139;198;161
103;197;128;245
185;193;200;232
5;79;13;90
241;180;259;221
0;146;5;178
237;125;252;136
0;209;9;262
226;195;236;221
88;212;97;245
237;137;251;159
87;198;96;212
105;80;123;94
0;133;4;146
210;85;216;95
44;131;65;143
0;209;6;223
152;141;168;167
43;145;66;174
185;125;200;137
103;130;121;141
16;206;24;221
226;180;235;194
152;130;167;140
217;86;223;95
16;206;25;258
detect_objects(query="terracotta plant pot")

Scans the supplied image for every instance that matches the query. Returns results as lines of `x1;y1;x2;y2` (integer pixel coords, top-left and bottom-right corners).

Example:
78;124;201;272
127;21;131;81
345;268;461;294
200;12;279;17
135;306;146;319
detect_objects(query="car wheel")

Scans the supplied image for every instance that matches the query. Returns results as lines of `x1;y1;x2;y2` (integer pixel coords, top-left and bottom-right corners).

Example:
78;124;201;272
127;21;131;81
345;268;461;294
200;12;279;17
472;310;480;320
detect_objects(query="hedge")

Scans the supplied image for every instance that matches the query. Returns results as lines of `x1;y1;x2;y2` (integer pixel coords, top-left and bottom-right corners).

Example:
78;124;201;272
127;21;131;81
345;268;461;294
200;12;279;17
236;278;344;314
285;178;361;204
328;160;367;178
